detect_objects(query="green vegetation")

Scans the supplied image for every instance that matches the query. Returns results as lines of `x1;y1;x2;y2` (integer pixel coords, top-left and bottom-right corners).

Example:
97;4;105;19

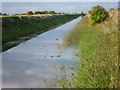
89;6;109;26
2;14;80;51
62;10;119;88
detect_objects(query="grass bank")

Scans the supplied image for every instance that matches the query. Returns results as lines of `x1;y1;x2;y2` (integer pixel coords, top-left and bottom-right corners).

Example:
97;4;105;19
62;10;119;88
2;14;80;52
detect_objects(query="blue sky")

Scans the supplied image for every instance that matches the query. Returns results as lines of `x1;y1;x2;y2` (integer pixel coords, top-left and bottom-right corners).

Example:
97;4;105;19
2;2;118;15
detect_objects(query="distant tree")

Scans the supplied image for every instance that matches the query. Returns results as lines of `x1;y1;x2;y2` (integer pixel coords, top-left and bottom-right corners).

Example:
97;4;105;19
34;11;41;14
40;11;48;14
89;5;109;26
48;11;56;14
0;12;2;15
3;13;7;15
59;12;61;14
89;10;91;13
80;11;85;16
21;13;26;15
15;14;19;15
110;8;115;11
27;11;33;15
43;10;48;14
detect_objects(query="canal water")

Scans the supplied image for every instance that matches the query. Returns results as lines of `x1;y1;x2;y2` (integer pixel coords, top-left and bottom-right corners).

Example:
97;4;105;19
2;17;81;88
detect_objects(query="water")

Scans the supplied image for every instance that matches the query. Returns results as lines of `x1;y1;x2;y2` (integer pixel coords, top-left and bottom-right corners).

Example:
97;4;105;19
2;17;81;88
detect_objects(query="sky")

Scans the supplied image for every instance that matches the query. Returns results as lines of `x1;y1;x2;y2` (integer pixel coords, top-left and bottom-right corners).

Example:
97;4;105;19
2;0;120;2
1;2;119;15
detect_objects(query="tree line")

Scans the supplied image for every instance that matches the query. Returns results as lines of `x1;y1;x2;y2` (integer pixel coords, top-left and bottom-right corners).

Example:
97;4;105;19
0;10;64;16
0;10;85;16
27;10;57;15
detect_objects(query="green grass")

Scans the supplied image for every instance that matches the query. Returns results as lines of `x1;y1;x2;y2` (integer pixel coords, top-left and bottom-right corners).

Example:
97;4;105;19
2;14;80;51
61;10;119;88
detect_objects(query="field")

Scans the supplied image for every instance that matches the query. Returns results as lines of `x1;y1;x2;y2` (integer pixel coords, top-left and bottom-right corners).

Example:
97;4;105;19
2;14;80;51
61;10;119;88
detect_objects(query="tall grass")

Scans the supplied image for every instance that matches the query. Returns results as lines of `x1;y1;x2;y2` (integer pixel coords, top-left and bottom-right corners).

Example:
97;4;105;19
63;10;119;88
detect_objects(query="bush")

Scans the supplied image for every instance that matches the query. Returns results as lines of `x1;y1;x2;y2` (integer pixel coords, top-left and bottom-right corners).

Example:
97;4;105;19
89;5;109;26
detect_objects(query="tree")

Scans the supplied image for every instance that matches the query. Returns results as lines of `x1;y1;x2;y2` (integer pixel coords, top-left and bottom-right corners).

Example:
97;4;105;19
15;14;19;15
3;13;7;15
42;10;48;14
58;12;61;14
89;5;109;26
110;8;115;11
48;11;56;14
34;11;41;14
89;10;91;13
27;11;33;15
21;13;26;15
81;11;85;16
43;10;48;14
0;12;2;15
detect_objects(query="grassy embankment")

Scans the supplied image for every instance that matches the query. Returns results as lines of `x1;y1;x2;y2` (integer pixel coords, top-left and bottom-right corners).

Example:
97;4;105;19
2;14;80;52
62;10;119;88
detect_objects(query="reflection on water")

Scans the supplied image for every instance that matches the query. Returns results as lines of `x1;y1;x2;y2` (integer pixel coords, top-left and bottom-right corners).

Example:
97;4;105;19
2;17;81;88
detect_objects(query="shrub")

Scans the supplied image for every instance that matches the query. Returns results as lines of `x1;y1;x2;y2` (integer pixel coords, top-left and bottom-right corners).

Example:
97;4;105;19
89;5;109;26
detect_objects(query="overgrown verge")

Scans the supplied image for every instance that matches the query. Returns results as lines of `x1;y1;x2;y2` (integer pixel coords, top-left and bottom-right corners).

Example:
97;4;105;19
2;14;80;52
63;10;119;88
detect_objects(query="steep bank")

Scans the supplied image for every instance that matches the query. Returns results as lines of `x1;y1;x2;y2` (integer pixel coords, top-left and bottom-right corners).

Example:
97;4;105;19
63;10;119;88
2;14;80;52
